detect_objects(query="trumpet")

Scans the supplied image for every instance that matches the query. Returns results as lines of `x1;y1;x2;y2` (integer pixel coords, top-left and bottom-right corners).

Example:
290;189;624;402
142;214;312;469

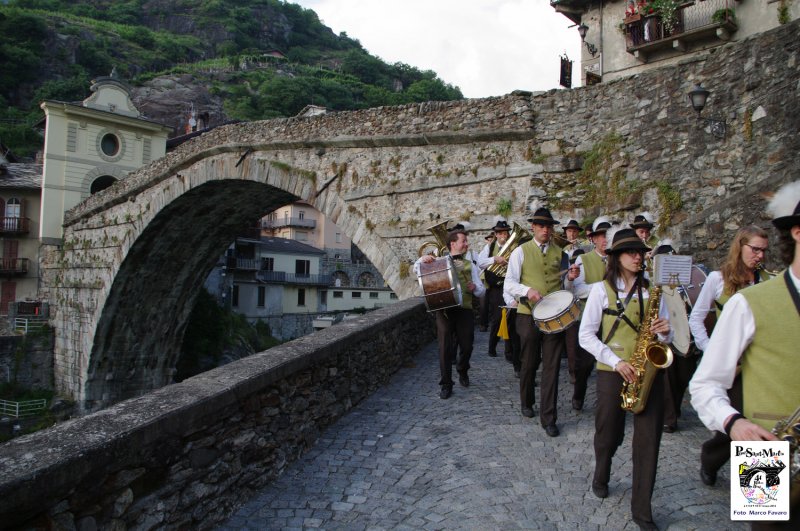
486;222;533;277
418;219;450;257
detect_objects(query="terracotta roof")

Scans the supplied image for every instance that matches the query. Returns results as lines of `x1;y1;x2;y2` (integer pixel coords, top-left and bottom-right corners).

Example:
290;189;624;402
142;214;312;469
0;163;42;190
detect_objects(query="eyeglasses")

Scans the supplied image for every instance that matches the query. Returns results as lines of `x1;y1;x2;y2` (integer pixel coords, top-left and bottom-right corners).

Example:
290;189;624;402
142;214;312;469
744;243;768;255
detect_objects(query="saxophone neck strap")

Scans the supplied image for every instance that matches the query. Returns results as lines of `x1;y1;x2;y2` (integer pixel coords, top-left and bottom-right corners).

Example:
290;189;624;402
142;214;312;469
602;278;642;344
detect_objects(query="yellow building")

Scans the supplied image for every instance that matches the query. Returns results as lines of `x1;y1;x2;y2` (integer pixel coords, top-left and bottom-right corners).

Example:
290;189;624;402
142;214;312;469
38;70;172;244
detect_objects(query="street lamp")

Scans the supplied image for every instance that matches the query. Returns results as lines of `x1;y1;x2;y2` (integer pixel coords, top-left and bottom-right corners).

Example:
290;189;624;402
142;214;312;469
577;23;598;57
687;83;726;139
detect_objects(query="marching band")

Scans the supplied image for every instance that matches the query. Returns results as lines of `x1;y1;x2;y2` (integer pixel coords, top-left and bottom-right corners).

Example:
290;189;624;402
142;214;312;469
414;182;800;530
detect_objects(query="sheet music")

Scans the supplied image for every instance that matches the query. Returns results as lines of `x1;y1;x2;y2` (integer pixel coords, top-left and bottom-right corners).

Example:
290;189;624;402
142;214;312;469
654;254;692;286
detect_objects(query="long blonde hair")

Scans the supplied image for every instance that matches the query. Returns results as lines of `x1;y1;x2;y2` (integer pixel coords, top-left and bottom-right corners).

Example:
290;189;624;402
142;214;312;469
720;225;769;296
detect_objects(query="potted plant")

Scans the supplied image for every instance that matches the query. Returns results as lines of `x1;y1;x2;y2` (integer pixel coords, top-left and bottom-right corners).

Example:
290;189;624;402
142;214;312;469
649;0;682;36
711;7;736;25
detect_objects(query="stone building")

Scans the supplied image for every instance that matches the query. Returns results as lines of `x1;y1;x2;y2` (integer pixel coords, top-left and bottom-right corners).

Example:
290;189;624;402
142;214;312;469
552;0;800;85
38;70;172;244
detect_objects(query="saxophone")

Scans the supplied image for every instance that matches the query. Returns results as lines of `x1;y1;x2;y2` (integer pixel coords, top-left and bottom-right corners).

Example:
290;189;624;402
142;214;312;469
771;406;800;506
620;285;674;414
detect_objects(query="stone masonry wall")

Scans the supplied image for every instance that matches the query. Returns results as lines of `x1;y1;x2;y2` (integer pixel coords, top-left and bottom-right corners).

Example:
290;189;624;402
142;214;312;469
0;298;434;530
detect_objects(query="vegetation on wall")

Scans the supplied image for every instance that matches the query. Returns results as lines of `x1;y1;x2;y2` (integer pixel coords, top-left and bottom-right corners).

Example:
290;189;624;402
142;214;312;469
575;132;640;209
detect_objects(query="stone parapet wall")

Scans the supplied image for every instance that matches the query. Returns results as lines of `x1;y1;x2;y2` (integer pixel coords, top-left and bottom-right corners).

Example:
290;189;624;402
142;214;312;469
0;298;434;530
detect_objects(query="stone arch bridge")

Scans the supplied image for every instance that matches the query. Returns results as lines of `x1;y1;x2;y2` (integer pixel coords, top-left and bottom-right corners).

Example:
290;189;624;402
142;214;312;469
44;19;800;412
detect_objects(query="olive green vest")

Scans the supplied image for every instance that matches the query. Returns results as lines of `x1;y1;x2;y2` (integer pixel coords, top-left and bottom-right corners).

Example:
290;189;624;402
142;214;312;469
517;240;563;316
582;251;607;287
454;257;474;310
715;269;772;317
597;281;650;371
739;273;800;430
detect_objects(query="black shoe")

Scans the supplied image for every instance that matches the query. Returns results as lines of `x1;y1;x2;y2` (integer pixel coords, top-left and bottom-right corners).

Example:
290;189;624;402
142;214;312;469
572;398;584;411
700;465;717;486
459;373;469;387
487;351;497;357
439;386;452;399
633;518;659;530
544;424;560;437
591;482;608;499
521;407;534;418
663;424;676;433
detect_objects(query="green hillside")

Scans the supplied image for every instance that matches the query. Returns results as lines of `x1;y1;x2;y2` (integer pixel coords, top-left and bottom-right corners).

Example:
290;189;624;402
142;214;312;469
0;0;463;158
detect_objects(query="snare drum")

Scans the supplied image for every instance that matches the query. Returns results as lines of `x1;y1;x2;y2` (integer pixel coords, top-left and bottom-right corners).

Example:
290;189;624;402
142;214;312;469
532;290;581;334
417;256;463;312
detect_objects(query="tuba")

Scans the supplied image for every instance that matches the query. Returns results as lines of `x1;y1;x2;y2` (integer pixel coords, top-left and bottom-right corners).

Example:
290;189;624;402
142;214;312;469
485;222;533;277
772;405;800;506
418;219;450;257
620;284;674;414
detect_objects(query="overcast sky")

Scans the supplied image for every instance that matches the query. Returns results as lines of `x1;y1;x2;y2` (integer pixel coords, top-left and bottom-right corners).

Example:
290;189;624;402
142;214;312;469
293;0;583;98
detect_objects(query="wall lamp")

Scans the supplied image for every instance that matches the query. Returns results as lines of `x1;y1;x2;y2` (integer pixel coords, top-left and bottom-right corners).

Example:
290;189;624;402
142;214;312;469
688;83;726;139
577;23;598;57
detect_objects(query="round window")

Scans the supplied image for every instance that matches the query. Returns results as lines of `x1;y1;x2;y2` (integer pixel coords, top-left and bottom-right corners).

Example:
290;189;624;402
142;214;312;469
100;134;120;157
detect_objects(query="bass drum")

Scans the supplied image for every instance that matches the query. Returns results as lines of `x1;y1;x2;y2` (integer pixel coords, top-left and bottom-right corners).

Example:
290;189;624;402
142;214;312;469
685;264;716;336
662;285;692;357
417;256;463;312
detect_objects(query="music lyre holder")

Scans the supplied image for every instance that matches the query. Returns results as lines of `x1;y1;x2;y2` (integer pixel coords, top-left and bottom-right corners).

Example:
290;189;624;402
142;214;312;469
653;255;693;288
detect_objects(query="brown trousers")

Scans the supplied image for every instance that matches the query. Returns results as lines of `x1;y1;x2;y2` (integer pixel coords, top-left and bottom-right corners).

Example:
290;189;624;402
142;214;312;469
516;313;564;426
564;319;595;402
594;370;665;524
435;307;474;388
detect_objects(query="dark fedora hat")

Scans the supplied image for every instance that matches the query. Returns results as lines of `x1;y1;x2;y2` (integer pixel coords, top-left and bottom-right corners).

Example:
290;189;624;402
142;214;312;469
586;216;612;237
484;231;496;241
768;181;800;230
562;219;583;232
492;220;512;232
630;212;655;230
607;228;651;254
527;207;560;226
570;248;586;264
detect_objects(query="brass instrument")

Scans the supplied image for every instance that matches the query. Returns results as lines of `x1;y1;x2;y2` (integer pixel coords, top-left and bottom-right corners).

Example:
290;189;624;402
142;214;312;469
772;405;800;506
756;262;781;279
485;222;533;277
620;284;674;414
418;219;450;257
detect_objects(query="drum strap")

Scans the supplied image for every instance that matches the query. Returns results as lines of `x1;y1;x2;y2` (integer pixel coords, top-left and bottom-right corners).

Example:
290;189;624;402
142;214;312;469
601;279;642;344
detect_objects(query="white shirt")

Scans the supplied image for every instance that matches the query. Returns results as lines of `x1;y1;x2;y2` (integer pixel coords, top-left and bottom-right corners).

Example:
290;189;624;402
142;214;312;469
579;279;674;370
477;241;498;270
689;267;800;433
688;270;724;352
413;254;486;298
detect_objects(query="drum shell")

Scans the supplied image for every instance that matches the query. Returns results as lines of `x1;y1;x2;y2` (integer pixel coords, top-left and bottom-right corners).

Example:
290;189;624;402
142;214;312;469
531;290;581;334
417;256;463;312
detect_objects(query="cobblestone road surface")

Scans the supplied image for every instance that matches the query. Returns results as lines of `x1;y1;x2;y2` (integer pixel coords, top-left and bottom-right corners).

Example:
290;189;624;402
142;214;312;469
218;327;745;530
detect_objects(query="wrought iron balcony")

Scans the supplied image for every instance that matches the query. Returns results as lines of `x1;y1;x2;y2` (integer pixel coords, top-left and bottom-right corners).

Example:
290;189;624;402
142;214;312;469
623;0;737;62
0;217;30;234
261;217;316;229
0;258;29;275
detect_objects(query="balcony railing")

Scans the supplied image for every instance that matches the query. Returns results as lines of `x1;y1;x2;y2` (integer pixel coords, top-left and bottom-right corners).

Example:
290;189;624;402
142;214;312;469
0;217;30;234
256;271;332;285
261;217;316;229
0;258;29;275
624;0;737;61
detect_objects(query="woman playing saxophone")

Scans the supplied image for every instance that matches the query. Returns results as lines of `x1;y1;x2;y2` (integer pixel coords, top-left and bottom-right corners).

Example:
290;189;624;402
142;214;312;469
578;227;673;531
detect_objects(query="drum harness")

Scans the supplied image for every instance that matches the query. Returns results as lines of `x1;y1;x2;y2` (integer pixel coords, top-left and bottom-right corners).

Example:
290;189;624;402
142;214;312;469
600;278;645;344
